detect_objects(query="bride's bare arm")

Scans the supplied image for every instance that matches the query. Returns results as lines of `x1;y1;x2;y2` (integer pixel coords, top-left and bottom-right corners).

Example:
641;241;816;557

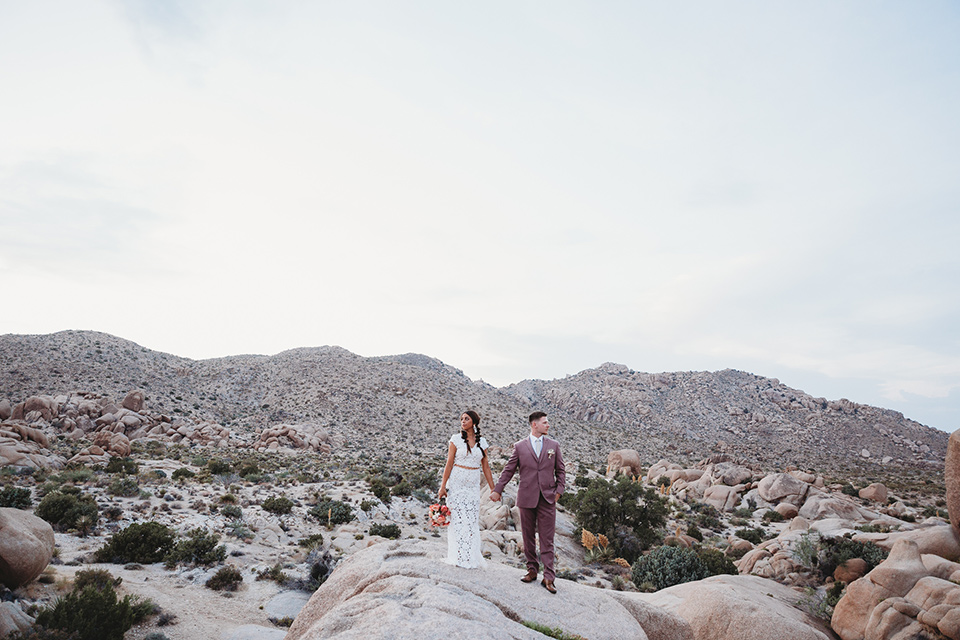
481;454;495;492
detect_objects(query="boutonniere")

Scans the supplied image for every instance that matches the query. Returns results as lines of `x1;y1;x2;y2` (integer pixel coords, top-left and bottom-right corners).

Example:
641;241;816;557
548;449;555;458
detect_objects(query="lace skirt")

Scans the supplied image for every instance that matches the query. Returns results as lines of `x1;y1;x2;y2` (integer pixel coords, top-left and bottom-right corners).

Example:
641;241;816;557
445;465;485;569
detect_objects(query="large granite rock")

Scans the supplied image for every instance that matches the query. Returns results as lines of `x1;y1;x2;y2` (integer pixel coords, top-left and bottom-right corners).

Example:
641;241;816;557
0;507;55;588
636;574;836;640
757;473;810;507
947;429;960;538
286;539;693;640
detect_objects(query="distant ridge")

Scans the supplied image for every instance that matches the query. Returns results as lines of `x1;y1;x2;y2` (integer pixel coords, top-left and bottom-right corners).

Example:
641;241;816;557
0;330;948;472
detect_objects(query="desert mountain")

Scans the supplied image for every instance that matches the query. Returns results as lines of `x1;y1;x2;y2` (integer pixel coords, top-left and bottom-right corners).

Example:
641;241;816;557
0;330;948;473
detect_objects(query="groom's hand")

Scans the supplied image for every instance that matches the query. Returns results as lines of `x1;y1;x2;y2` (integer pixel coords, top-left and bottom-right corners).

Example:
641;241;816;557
490;491;501;502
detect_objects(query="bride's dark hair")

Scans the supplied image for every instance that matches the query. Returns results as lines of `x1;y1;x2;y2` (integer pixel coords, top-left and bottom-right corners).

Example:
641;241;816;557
460;410;486;458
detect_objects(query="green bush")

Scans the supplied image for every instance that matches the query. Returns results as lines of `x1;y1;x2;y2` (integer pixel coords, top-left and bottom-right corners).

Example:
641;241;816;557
207;459;231;475
762;509;785;523
73;569;121;592
390;480;412;497
841;483;858;497
369;523;402;539
565;477;668;557
104;458;138;475
631;546;709;591
685;523;703;542
221;504;243;519
816;537;888;581
35;572;134;640
261;496;293;515
256;563;289;584
4;626;79;640
35;491;99;532
107;477;139;497
734;528;764;544
164;528;226;568
94;522;177;564
369;479;392;505
309;500;355;526
171;468;195;481
297;533;324;549
0;485;32;509
696;548;738;576
205;566;243;591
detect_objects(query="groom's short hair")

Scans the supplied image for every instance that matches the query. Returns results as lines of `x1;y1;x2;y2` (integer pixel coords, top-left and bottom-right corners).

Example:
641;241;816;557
528;411;547;423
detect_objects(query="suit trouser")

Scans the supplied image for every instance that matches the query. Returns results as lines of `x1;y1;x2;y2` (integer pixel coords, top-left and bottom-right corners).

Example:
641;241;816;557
519;492;557;581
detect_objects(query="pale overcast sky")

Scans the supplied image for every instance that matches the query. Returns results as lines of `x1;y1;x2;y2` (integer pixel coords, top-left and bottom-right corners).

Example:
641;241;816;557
1;2;958;433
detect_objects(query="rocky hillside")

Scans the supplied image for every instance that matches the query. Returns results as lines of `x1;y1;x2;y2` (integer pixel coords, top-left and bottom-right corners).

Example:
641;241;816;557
0;331;949;472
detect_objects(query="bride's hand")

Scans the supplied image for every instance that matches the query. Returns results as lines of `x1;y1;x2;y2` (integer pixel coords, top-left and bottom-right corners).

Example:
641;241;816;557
438;487;447;499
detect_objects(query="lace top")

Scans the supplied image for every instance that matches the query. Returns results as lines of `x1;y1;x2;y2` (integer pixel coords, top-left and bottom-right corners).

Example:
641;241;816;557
449;434;488;467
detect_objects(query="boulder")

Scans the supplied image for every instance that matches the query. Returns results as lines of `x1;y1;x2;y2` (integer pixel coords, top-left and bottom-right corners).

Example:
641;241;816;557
0;508;55;588
854;525;960;561
122;390;145;412
0;602;34;638
0;400;11;421
606;449;643;478
859;483;888;503
775;503;799;519
286;539;693;640
831;539;929;640
834;558;868;584
637;574;835;640
798;491;867;522
702;484;745;512
757;473;809;506
947;429;960;538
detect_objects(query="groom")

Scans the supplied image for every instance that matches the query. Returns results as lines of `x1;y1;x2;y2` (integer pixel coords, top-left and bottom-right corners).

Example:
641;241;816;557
490;411;566;593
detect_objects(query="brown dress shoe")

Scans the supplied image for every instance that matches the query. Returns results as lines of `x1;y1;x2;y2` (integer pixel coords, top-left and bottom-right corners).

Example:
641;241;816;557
541;579;557;594
520;569;538;583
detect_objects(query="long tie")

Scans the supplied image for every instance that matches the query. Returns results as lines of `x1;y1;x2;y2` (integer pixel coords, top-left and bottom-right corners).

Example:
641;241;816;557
534;438;542;458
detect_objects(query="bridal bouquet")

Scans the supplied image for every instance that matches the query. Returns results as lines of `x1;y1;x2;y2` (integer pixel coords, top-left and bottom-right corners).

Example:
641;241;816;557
429;500;450;527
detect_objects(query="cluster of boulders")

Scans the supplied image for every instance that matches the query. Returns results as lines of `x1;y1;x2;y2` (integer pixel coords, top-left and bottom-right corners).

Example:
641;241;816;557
0;391;234;467
249;423;334;454
0;422;63;470
647;455;764;512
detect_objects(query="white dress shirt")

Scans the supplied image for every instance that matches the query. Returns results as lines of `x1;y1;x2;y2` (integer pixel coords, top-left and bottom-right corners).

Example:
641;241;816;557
529;434;543;458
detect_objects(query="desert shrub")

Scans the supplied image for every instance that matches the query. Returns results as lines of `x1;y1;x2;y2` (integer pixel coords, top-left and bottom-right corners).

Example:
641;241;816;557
104;458;138;475
261;496;294;515
631;546;709;591
205;566;243;591
220;493;238;504
129;596;159;623
359;499;376;513
236;461;260;477
817;537;888;581
226;520;253;540
297;533;324;549
309;499;355;526
4;627;79;640
565;476;668;558
369;479;392;505
685;523;703;542
369;523;402;539
734;528;764;544
0;485;32;509
35;573;134;640
608;525;646;564
207;459;231;475
164;528;226;568
762;509;785;523
58;469;94;484
221;505;243;519
35;491;98;531
696;548;738;576
106;477;139;497
171;468;195;481
94;522;176;564
521;621;587;640
841;483;858;497
574;475;591;488
692;507;723;531
298;549;337;592
73;569;121;592
899;513;916;523
257;563;289;584
390;480;412;497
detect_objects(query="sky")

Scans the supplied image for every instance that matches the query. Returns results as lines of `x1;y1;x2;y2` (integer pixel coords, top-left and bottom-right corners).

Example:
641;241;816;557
1;2;958;433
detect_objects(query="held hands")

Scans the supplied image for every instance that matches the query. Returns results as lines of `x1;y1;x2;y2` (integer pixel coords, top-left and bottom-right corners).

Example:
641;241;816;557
489;491;501;502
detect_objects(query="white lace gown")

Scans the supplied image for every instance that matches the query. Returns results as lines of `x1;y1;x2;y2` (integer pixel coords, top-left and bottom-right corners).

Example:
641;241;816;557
445;434;488;569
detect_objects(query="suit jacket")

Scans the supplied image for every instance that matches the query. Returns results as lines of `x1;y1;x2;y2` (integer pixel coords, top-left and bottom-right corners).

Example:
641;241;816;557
494;436;566;509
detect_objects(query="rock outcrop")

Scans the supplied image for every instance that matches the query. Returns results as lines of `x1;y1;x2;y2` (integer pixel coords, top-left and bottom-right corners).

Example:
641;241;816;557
0;508;55;588
637;574;836;640
286;539;693;640
947;429;960;537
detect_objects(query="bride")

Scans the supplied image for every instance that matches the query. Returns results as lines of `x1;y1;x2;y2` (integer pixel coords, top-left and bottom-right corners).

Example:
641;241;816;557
438;410;495;568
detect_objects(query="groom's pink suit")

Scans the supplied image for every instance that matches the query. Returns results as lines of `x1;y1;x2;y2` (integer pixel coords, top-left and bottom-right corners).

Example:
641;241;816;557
494;436;566;583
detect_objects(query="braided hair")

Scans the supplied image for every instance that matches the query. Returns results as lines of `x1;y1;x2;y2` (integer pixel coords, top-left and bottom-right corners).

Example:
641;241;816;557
460;410;486;458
